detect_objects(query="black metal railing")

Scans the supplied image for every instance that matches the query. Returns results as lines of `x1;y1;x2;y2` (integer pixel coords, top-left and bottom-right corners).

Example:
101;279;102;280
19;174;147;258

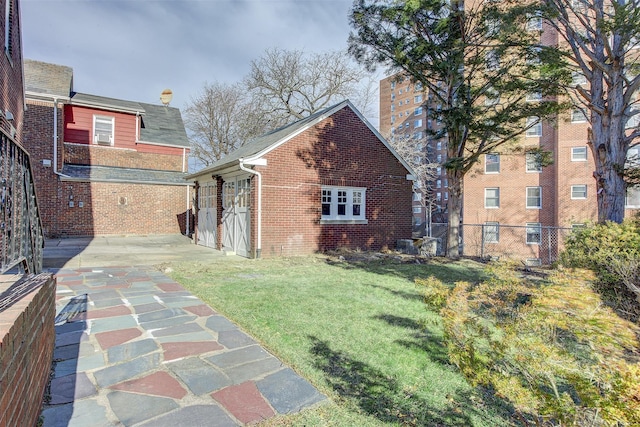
1;131;44;274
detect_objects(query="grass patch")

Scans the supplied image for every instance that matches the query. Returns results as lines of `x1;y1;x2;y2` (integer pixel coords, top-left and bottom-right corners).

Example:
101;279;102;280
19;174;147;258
168;255;512;426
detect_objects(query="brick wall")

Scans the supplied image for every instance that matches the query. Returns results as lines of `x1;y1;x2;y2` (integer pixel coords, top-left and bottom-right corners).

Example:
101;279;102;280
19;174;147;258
0;0;25;145
23;101;65;234
51;181;190;236
0;274;56;427
63;142;184;171
256;106;413;257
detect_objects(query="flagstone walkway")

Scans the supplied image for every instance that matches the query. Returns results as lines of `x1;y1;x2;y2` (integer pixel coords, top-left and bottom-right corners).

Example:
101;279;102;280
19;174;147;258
41;266;326;426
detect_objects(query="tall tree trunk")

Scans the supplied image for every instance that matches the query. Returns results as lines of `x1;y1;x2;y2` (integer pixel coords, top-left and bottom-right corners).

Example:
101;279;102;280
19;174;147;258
590;51;628;224
446;169;463;258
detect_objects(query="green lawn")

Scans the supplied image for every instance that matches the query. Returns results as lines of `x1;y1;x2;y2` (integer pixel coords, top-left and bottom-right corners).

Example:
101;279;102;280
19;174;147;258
168;255;514;426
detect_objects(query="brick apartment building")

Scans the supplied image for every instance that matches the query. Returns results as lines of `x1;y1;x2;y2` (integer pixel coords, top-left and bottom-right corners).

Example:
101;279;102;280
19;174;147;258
23;59;193;237
378;10;639;263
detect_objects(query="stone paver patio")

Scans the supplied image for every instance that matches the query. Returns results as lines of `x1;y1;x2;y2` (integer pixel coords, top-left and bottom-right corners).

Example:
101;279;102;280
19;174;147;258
41;266;326;426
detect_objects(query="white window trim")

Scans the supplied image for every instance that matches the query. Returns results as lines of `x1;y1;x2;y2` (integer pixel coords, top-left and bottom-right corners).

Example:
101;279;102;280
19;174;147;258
525;117;542;137
526;222;542;245
485;188;500;209
571;185;588;199
484;222;499;243
571;109;587;123
526;186;542;209
525;152;543;173
320;186;368;224
93;115;115;146
571;147;588;162
485;153;500;174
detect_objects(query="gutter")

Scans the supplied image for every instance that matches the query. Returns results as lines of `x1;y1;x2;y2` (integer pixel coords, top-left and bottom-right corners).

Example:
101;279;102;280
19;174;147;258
238;157;266;259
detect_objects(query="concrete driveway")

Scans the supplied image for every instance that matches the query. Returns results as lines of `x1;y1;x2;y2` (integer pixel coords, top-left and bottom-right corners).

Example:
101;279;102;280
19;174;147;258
44;234;233;270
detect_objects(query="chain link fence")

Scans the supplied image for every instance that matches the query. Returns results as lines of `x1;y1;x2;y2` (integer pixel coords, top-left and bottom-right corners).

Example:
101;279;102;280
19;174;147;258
461;223;573;266
415;223;574;265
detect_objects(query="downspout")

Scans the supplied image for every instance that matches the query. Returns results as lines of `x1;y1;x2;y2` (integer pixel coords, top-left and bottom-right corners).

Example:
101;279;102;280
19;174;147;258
185;185;190;236
239;159;262;258
52;99;68;177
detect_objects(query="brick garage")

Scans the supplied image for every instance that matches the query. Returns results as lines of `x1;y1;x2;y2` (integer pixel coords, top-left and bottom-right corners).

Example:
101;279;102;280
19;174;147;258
188;101;415;258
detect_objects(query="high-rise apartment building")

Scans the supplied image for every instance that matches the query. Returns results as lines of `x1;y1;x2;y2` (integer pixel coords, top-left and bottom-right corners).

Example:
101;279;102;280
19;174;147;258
378;8;639;260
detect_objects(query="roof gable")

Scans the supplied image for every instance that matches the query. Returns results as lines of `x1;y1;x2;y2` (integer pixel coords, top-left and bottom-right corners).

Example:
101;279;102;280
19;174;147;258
187;100;415;179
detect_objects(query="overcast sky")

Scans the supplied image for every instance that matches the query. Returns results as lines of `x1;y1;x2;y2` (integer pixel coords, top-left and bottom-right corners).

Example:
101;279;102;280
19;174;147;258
22;0;382;126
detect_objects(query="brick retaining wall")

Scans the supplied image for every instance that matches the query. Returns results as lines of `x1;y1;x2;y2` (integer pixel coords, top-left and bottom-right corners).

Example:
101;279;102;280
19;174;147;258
0;274;56;427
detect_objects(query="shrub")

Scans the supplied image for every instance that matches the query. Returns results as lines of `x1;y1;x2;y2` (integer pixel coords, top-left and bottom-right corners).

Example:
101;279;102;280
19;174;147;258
424;264;640;425
561;220;640;317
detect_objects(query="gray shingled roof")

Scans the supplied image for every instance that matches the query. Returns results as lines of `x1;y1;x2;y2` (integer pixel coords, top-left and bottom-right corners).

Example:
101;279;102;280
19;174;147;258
70;92;144;113
24;59;73;98
187;101;348;178
60;164;190;186
139;102;189;148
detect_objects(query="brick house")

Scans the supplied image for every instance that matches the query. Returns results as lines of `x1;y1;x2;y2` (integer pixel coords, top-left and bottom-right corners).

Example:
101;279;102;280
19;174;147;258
23;59;193;237
187;100;415;258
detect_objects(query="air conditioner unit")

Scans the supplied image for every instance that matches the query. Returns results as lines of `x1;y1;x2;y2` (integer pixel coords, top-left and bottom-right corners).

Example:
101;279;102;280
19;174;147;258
95;133;112;144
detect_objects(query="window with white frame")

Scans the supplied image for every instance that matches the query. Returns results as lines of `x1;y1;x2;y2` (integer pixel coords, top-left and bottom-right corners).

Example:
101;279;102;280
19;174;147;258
485;153;500;173
436;192;442;201
526;186;542;208
626;108;640;129
483;222;499;243
413;206;422;214
437;154;442;162
415;107;423;116
414;119;423;128
93;115;114;145
526;46;542;65
526;12;543;31
571;109;587;123
526;223;542;244
526;92;542;102
414;95;422;103
444;192;448;200
486;50;500;71
436;179;442;188
525;116;542;137
525;152;543;172
571;146;588;161
414;82;423;91
485;87;500;106
571;184;587;199
485;188;500;208
571;71;587;86
626;186;640;208
413;192;421;201
321;187;366;221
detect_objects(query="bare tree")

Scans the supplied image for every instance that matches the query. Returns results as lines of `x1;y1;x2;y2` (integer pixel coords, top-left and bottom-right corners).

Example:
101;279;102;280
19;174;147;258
245;48;374;128
386;132;440;229
542;0;640;222
184;82;269;166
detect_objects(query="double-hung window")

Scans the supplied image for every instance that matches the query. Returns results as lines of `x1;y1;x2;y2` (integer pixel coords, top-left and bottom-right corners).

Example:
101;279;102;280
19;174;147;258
483;222;499;243
526;152;543;172
485;153;500;173
94;115;114;145
571;147;588;161
321;187;366;222
525;116;542;137
526;223;542;244
571;185;587;199
526;187;542;208
485;188;500;208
